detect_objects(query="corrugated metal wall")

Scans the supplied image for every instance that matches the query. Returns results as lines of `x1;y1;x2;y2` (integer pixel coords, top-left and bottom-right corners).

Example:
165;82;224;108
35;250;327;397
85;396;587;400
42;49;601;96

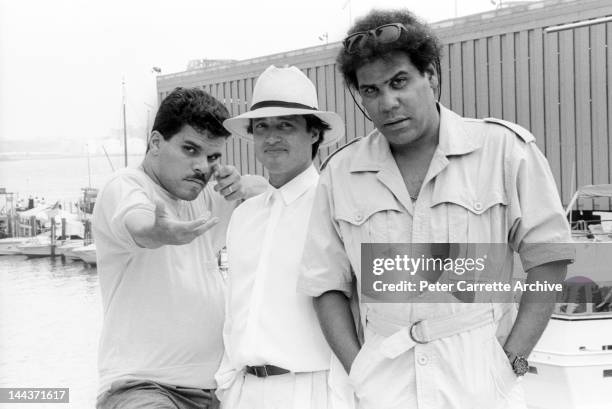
158;0;612;208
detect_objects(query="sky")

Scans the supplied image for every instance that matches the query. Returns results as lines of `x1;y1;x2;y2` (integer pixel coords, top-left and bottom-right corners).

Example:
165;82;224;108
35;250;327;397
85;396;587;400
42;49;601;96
0;0;531;148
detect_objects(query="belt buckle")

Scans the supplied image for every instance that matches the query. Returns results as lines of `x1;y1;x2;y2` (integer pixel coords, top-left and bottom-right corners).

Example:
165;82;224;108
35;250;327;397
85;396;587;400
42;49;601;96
409;320;428;344
254;366;269;377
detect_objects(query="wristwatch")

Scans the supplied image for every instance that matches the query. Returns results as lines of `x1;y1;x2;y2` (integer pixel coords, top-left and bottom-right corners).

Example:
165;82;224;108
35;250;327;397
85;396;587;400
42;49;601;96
504;350;529;376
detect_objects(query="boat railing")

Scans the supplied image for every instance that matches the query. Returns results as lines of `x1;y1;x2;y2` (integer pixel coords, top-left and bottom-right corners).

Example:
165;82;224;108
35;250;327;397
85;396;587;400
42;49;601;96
568;218;612;241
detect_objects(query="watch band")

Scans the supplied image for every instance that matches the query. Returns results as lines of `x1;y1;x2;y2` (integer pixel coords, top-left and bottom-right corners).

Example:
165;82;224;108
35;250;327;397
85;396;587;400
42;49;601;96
503;349;529;376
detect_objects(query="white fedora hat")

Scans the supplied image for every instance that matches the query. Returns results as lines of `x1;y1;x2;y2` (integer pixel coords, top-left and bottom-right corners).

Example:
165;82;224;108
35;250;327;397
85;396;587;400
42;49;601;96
223;65;344;147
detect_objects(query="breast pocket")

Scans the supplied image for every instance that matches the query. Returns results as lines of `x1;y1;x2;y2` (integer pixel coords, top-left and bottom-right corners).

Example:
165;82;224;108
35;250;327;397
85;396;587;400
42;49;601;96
431;191;508;243
335;202;404;244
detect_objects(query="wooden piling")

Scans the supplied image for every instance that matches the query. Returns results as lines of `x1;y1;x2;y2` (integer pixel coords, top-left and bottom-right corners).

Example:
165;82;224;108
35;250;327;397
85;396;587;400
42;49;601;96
84;220;92;245
50;216;56;257
29;216;36;237
7;214;13;237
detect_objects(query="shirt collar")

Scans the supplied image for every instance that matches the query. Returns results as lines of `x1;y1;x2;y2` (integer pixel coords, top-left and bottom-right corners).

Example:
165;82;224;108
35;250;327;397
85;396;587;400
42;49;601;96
349;103;482;173
264;164;319;206
437;103;482;156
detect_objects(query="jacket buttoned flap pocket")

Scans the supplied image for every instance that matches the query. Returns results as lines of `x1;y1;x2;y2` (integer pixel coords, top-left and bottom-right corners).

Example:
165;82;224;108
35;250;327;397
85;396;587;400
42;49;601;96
335;201;403;243
430;189;508;243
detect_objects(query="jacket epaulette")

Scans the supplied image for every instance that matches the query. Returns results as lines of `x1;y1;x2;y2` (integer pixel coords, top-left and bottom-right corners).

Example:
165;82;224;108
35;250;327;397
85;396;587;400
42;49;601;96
320;137;362;171
483;117;535;144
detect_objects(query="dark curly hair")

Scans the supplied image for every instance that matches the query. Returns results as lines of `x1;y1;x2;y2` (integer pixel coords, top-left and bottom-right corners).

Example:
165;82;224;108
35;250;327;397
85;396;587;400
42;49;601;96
152;87;231;141
337;9;442;94
246;114;331;159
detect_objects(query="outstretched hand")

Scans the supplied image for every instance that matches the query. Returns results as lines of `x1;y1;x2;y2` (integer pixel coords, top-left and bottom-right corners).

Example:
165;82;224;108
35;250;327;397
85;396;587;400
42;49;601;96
151;201;219;245
126;200;219;248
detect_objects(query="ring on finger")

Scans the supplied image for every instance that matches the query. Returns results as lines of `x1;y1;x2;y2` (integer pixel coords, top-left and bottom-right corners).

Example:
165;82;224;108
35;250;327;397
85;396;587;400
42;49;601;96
227;185;233;194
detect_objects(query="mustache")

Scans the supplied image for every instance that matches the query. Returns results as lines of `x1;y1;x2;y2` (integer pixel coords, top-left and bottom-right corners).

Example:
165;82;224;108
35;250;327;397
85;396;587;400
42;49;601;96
264;145;288;150
189;170;214;184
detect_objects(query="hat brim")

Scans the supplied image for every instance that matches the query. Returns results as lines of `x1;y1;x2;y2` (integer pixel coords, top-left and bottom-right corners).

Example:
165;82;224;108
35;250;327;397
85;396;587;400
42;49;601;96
223;107;344;147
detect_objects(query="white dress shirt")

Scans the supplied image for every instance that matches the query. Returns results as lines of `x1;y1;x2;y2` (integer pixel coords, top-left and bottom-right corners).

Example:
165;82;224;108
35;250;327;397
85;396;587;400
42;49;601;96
222;164;332;373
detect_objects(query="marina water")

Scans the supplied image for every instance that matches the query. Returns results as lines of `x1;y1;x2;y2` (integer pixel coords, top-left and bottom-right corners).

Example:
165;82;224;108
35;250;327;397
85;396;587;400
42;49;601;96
0;255;101;408
0;155;144;408
0;155;144;204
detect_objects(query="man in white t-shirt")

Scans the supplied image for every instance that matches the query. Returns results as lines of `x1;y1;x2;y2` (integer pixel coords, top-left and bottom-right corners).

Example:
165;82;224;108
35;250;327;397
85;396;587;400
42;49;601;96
215;65;352;409
94;87;267;409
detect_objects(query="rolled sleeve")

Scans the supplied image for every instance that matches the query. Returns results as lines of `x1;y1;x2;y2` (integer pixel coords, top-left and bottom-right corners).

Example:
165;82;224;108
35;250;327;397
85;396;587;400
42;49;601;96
297;168;353;298
507;142;575;271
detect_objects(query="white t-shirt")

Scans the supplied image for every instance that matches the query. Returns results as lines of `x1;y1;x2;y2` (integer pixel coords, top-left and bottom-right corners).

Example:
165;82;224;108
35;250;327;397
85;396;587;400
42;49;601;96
93;167;235;395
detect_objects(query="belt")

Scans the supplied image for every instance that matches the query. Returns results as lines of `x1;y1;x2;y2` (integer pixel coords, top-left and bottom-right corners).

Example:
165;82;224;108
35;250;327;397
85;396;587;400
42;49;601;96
245;364;290;378
367;304;509;359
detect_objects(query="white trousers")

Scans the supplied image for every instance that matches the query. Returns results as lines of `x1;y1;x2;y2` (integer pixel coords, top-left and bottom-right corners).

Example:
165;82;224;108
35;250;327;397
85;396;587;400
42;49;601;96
220;370;338;409
347;322;528;409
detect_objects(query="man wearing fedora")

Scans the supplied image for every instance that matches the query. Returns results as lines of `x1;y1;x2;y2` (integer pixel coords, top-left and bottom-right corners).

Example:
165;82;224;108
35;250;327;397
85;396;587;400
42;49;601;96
215;65;352;409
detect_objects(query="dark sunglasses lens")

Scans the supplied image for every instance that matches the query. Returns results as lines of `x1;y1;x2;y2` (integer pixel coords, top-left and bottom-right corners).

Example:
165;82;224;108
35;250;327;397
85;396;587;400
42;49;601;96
345;33;367;53
375;25;402;43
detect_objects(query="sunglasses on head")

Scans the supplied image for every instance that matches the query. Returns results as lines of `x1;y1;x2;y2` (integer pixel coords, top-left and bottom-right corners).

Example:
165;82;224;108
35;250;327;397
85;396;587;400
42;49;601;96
343;23;409;54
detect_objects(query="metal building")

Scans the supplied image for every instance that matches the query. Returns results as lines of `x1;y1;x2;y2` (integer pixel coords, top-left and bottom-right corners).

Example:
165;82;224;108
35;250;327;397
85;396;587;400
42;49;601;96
157;0;612;209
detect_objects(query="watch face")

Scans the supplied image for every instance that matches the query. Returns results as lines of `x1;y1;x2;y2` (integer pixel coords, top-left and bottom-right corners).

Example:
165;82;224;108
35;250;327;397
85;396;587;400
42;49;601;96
513;356;529;376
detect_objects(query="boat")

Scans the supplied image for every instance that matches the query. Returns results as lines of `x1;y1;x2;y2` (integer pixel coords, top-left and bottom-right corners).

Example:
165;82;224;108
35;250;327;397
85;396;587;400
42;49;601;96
16;235;86;257
0;236;30;255
63;247;83;261
57;239;85;258
523;268;612;408
521;184;612;409
8;232;55;256
565;184;612;242
77;187;98;219
13;203;85;257
71;243;96;265
523;301;612;409
16;236;53;257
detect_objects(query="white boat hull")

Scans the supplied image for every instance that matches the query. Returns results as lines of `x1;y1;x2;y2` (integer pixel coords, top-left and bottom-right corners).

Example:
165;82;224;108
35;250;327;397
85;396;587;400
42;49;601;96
0;244;24;255
11;237;86;257
524;314;612;409
79;252;96;264
72;244;96;265
0;238;29;255
56;240;85;256
17;239;53;256
17;245;52;256
63;249;81;260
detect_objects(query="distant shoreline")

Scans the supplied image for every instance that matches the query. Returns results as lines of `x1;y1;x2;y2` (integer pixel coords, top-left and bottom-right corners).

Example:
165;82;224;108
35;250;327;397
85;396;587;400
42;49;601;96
0;153;145;162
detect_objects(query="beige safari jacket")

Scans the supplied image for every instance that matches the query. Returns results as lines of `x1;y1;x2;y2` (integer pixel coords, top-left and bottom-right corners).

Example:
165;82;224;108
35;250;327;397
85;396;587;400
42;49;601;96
297;104;574;409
